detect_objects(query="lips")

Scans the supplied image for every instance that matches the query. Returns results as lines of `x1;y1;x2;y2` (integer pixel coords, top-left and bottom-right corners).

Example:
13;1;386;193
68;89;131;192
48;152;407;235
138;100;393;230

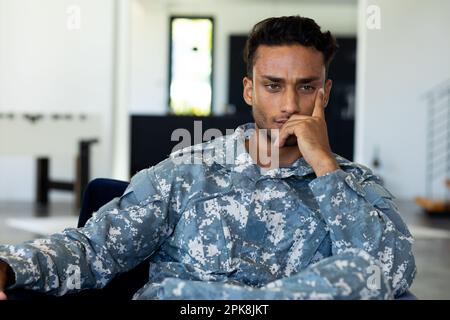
274;118;288;128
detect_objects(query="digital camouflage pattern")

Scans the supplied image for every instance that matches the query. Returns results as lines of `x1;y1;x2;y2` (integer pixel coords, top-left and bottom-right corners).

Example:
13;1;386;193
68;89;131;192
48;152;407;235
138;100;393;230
0;123;416;299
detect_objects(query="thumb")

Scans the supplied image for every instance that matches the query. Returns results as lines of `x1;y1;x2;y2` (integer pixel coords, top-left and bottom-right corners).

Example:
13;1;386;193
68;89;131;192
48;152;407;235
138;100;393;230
0;280;6;300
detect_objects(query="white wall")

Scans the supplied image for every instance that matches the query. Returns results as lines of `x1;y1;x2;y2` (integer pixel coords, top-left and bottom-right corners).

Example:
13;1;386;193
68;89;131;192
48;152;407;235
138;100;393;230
0;0;115;201
130;0;357;115
355;0;450;199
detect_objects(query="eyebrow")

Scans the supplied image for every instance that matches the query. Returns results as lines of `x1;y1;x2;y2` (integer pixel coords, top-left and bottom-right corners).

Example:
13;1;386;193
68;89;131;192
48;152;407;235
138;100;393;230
260;75;321;84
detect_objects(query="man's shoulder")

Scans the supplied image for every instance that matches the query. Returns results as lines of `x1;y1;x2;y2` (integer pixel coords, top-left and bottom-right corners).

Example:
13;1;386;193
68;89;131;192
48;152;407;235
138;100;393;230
133;135;229;183
167;135;229;166
334;153;379;181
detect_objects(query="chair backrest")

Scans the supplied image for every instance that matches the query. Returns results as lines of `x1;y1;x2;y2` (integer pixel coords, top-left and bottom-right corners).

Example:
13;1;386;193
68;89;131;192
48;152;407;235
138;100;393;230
77;178;150;300
78;178;129;228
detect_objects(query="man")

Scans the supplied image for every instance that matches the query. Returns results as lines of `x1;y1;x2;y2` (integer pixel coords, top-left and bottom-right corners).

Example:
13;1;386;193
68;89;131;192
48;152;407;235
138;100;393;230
0;16;415;300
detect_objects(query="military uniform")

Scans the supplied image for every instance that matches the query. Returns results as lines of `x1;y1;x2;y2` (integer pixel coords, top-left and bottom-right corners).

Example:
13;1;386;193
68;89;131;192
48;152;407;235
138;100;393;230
0;123;416;299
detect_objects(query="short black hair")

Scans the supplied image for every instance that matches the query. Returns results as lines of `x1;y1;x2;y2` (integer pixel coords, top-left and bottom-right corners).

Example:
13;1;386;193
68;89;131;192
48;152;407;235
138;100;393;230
244;16;338;78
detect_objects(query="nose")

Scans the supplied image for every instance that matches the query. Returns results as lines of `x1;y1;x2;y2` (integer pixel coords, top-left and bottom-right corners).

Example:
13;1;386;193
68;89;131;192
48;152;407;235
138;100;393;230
280;86;299;115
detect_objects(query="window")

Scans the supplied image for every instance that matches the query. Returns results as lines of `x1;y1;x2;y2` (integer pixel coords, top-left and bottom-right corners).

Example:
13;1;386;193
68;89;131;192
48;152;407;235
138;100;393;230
168;17;214;116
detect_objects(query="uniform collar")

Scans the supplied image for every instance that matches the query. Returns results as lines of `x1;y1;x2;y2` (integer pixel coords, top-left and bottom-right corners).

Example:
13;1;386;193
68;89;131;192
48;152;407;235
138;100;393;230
208;122;354;180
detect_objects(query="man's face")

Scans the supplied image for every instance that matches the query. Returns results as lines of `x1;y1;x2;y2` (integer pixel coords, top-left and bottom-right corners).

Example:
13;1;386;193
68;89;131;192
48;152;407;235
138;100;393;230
243;44;332;145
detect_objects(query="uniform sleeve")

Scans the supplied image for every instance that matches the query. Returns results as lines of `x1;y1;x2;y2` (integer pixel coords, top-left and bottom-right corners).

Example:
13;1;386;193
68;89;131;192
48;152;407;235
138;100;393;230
0;162;175;296
308;168;416;297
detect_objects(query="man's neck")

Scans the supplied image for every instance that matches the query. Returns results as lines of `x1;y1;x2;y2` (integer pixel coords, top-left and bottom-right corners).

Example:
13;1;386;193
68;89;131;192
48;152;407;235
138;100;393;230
245;127;301;168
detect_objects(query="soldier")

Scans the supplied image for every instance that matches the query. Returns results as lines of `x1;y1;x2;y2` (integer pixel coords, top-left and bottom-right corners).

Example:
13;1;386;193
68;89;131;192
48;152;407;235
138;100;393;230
0;15;415;300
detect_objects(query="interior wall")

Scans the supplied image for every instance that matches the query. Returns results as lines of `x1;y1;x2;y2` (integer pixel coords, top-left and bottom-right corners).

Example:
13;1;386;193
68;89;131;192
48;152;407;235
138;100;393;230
355;0;450;199
0;0;115;201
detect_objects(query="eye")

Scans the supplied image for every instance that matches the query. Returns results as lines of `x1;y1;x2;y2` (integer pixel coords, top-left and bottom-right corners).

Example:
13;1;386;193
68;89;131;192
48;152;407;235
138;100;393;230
300;85;315;92
265;83;281;91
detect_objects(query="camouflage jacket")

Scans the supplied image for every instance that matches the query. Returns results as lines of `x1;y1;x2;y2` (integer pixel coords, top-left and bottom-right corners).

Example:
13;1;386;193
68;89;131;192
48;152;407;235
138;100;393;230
0;123;416;299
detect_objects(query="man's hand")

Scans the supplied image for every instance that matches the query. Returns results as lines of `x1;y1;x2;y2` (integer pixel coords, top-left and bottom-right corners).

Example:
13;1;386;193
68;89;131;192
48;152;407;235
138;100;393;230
274;88;339;177
0;261;9;300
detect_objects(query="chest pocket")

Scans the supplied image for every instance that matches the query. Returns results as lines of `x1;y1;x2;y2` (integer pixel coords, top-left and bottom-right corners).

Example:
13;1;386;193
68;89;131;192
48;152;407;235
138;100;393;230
241;185;328;273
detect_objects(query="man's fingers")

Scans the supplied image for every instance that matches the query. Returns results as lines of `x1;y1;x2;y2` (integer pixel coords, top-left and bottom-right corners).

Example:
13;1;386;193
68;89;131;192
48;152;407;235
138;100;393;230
274;118;310;147
275;95;325;148
312;88;325;118
0;261;8;300
274;126;296;147
285;114;311;121
0;280;6;300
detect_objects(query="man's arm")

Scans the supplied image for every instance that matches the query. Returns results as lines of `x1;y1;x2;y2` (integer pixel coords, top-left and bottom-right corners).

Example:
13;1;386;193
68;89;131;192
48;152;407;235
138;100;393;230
276;88;415;296
308;166;416;297
0;162;175;297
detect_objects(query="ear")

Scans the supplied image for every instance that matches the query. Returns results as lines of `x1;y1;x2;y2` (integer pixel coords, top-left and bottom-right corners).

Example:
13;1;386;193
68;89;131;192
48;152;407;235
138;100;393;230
323;79;332;108
243;77;253;107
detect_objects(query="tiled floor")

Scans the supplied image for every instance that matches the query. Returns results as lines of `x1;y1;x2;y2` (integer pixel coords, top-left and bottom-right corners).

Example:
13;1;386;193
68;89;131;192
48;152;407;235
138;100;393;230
0;199;449;299
0;201;79;245
394;200;450;299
